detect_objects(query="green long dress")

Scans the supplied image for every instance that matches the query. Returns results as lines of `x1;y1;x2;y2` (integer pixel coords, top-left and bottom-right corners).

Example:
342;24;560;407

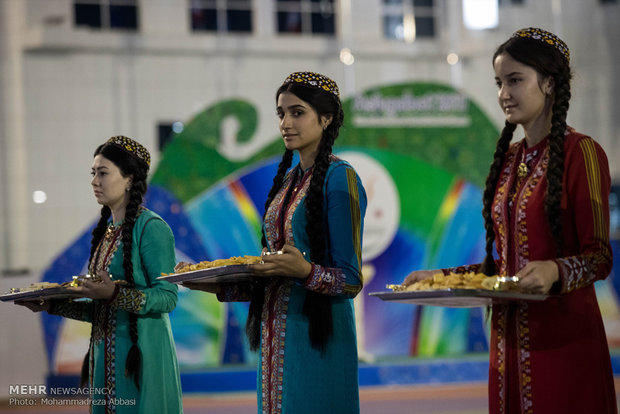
50;209;183;413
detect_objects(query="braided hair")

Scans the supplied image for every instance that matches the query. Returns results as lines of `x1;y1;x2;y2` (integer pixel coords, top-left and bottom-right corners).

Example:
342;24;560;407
86;141;149;389
246;81;345;353
481;33;572;275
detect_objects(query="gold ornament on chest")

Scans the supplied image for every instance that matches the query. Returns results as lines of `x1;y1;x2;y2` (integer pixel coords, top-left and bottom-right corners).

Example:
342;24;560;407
517;162;528;178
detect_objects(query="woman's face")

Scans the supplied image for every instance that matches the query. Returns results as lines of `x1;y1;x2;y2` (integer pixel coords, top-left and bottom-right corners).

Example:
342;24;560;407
493;52;553;131
276;91;330;157
91;154;131;211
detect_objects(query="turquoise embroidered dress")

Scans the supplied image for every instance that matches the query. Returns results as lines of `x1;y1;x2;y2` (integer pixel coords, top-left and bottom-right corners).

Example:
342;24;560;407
220;156;367;414
51;209;183;414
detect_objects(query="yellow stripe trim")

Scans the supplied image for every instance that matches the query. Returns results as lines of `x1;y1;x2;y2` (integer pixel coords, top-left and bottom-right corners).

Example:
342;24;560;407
346;168;363;280
579;139;604;239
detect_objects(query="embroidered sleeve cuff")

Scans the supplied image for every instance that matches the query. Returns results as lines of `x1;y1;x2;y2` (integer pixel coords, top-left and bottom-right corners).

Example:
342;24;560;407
553;256;597;294
110;286;146;313
304;263;348;296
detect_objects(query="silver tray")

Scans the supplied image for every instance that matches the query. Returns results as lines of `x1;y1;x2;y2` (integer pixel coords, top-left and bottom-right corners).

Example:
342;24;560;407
0;287;83;302
369;289;549;308
157;264;255;284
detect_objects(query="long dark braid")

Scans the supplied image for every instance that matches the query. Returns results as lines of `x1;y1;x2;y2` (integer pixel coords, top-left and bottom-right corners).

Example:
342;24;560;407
90;207;111;262
120;179;146;389
246;149;293;350
263;149;295;228
545;63;571;255
246;81;344;352
482;32;573;273
302;102;343;351
480;121;516;276
80;205;113;387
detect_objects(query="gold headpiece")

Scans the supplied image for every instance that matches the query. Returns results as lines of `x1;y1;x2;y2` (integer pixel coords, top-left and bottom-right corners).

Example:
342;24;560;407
106;136;151;167
512;27;570;63
283;71;340;98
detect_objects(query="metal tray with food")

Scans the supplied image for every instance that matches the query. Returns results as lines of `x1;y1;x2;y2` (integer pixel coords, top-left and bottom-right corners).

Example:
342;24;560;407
157;264;256;285
1;276;129;303
368;289;549;308
0;287;83;302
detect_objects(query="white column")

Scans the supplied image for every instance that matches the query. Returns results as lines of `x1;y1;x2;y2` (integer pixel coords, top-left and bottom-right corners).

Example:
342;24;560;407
449;0;462;89
551;0;564;38
339;0;356;98
0;0;29;273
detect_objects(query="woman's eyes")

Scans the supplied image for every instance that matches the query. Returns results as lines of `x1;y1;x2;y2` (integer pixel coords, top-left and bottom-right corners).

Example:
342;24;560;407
276;110;304;118
495;78;521;88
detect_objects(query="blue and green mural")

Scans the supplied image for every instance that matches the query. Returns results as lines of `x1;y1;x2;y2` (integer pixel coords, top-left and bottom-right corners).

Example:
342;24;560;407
40;82;620;375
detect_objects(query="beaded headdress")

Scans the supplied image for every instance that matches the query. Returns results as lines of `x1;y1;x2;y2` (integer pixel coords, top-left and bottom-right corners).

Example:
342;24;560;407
283;71;340;98
512;27;570;63
106;135;151;167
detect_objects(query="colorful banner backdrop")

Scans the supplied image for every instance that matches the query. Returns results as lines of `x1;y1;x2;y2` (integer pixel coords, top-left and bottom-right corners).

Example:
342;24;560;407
40;82;620;373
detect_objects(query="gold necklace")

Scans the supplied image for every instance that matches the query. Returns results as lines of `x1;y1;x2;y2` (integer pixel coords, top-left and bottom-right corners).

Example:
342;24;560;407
517;146;530;178
106;223;122;236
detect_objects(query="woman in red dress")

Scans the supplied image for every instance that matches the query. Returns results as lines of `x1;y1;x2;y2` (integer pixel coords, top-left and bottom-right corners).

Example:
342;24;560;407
404;28;616;413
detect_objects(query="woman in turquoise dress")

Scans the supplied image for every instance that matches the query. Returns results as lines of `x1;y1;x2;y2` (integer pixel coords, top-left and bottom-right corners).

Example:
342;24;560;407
184;72;367;414
19;136;183;413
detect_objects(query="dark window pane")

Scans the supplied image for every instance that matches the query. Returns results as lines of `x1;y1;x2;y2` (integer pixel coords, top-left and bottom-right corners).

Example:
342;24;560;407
311;0;334;3
227;9;252;32
415;16;434;37
278;0;301;2
191;8;217;31
383;0;403;4
158;124;174;151
413;0;433;7
311;12;334;34
109;5;138;29
277;11;302;33
74;3;101;28
383;15;403;39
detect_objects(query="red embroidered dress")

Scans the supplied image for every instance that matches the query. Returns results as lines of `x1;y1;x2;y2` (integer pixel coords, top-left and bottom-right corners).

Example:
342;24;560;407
449;128;616;413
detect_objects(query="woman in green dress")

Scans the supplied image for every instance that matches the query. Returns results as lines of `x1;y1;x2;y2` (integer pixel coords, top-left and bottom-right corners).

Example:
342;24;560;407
19;136;183;413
